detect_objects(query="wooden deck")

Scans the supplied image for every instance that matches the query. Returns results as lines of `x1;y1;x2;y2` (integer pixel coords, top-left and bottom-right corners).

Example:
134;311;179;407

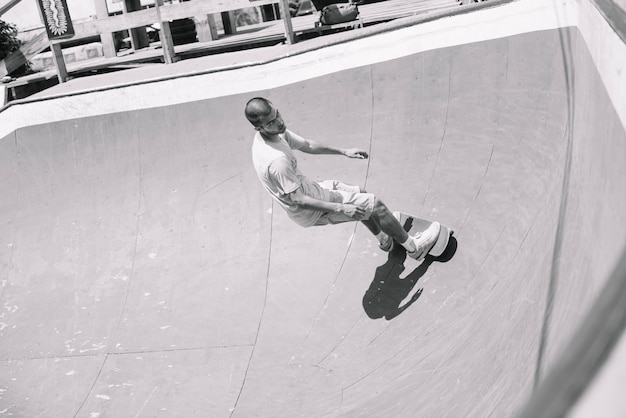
172;0;460;47
358;0;460;23
290;0;459;34
3;0;465;101
181;0;461;51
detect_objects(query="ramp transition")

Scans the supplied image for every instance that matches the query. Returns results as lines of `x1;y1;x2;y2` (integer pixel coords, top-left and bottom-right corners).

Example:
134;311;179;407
1;7;625;418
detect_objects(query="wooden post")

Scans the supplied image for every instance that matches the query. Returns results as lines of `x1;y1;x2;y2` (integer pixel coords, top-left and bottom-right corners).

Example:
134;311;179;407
195;15;219;42
221;11;237;35
154;0;177;63
93;0;116;57
279;0;295;44
123;0;149;50
50;42;68;83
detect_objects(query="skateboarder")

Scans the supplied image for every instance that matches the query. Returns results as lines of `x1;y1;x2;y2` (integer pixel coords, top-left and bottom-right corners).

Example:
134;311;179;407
245;97;440;260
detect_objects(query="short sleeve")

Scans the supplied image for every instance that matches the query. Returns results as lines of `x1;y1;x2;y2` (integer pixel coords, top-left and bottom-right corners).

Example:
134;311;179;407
284;130;307;150
268;156;301;195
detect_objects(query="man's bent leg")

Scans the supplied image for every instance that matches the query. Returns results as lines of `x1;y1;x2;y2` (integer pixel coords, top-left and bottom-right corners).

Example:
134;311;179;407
351;185;405;244
316;183;435;257
361;218;380;235
370;197;441;260
369;198;410;243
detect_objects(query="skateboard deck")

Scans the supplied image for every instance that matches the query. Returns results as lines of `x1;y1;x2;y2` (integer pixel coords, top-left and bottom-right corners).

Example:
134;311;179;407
394;212;453;257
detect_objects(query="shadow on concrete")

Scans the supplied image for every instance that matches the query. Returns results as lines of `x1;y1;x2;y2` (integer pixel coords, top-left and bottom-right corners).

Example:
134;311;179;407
363;237;458;320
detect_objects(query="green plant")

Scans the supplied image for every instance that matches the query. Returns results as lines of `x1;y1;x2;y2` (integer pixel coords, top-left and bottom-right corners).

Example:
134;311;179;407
0;19;22;61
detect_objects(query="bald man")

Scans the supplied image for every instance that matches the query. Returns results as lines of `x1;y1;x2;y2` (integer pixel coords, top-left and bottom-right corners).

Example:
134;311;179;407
245;97;439;260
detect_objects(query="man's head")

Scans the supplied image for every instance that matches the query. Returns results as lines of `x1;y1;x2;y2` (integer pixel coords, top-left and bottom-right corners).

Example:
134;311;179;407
245;97;287;136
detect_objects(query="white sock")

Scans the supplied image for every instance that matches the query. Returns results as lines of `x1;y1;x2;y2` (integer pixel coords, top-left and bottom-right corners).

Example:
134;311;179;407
401;236;416;252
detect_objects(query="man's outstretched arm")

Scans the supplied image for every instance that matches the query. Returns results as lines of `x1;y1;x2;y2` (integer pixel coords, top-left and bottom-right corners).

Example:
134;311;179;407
298;138;369;160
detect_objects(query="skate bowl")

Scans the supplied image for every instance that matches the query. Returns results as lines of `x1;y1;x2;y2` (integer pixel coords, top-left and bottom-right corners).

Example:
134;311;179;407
1;0;625;416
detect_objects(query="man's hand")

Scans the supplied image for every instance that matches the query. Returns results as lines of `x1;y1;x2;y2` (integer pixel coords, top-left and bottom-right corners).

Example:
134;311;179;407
344;148;369;159
338;204;367;220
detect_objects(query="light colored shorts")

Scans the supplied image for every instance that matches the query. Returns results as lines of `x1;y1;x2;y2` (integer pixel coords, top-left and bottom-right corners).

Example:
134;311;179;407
314;180;376;225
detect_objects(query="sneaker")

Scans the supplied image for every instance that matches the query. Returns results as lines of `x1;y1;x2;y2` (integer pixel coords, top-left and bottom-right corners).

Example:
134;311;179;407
378;232;394;252
407;222;441;261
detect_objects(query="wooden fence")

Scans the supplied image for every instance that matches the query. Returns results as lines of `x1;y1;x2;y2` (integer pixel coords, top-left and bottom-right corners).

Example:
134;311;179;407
1;0;295;81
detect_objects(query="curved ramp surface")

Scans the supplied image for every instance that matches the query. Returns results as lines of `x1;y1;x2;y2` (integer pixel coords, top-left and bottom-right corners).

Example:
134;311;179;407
1;4;626;418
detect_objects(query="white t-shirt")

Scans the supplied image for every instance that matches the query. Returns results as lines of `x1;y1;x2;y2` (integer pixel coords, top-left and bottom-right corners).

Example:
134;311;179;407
251;130;338;227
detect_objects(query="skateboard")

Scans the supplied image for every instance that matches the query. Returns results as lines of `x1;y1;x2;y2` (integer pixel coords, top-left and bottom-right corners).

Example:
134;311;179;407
394;212;454;257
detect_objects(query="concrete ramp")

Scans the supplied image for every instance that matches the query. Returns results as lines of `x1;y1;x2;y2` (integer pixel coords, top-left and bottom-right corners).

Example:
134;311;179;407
1;1;625;417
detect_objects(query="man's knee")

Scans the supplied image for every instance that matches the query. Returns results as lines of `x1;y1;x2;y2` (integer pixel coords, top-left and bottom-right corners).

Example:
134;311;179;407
371;196;388;217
